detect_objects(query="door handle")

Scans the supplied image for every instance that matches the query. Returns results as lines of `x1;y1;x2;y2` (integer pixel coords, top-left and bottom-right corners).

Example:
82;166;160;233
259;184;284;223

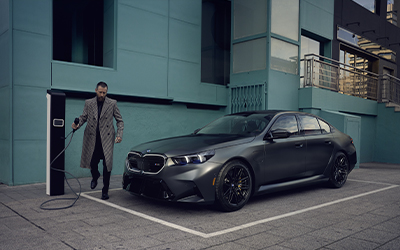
325;141;332;145
295;143;303;148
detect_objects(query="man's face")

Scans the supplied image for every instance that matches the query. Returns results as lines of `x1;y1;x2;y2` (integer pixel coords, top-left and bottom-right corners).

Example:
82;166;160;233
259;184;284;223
95;86;108;102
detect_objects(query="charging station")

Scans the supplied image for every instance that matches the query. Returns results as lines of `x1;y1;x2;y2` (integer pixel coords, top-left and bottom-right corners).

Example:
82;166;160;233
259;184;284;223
46;90;66;196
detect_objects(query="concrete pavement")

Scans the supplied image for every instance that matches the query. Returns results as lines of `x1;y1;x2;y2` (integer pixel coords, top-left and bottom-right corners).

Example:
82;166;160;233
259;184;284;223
1;162;400;250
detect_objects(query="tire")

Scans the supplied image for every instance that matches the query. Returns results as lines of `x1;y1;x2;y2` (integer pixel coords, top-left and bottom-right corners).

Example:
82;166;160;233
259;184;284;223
328;152;349;188
215;160;253;212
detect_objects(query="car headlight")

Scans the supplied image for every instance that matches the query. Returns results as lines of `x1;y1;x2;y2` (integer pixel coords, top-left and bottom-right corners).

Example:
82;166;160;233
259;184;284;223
169;150;215;166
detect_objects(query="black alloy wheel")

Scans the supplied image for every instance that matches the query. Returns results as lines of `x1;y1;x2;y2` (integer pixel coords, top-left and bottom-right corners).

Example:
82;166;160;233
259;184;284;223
329;152;349;188
215;160;253;212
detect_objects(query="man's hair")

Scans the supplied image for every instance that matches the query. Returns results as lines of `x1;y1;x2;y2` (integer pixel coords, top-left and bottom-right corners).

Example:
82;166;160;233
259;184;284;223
96;81;108;89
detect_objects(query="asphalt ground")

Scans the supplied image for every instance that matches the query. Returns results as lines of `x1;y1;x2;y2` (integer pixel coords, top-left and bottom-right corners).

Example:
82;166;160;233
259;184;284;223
1;162;400;250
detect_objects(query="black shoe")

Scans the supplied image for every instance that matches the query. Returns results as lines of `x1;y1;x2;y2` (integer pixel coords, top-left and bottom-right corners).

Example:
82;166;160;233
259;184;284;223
91;177;99;189
101;193;109;200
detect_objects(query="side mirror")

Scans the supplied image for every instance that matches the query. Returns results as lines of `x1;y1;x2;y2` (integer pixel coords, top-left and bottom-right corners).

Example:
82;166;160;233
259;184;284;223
265;129;291;140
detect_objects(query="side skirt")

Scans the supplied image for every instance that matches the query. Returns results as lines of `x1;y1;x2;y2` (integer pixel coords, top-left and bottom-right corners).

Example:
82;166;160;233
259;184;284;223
255;175;329;196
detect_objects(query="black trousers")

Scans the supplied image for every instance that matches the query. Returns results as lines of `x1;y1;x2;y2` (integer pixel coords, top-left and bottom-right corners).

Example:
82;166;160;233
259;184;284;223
90;137;111;194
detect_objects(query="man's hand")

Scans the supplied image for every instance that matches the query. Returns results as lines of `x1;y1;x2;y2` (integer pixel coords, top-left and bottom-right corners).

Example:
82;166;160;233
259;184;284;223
115;136;122;143
71;122;79;130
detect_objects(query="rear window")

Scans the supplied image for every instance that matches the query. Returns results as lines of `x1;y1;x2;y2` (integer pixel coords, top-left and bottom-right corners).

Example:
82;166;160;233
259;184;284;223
318;119;331;134
298;115;321;135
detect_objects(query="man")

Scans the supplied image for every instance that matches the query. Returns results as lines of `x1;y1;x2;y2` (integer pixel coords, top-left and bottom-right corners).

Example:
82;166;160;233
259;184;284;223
72;81;124;200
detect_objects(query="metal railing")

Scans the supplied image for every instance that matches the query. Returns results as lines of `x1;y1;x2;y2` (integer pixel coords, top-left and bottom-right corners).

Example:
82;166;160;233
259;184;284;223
301;54;380;101
230;83;266;113
379;74;400;105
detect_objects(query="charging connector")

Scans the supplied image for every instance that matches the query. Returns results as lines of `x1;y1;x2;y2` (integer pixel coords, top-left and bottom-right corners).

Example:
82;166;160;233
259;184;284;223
40;119;81;210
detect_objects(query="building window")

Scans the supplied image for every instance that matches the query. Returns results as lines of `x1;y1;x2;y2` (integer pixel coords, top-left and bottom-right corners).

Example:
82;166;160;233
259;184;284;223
300;35;321;86
353;0;376;13
53;0;114;68
271;38;298;75
232;0;267;74
201;0;231;85
271;0;299;41
233;38;267;73
233;0;267;39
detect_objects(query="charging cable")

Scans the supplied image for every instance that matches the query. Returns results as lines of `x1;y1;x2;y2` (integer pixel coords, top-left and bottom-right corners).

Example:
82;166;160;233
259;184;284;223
40;119;81;210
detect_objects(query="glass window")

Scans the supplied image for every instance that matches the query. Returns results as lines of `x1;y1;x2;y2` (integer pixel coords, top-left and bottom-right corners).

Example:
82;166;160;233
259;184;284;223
233;0;267;39
300;35;321;87
270;38;298;74
337;27;396;63
299;115;322;135
270;115;299;135
353;0;376;13
53;0;114;67
233;38;267;73
301;36;320;58
387;0;398;25
318;119;331;134
271;0;299;41
201;0;231;85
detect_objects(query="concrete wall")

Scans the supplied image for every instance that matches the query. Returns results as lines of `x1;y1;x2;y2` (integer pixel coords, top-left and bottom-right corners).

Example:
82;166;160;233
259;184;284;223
3;0;52;185
375;103;400;164
52;1;227;106
300;0;334;41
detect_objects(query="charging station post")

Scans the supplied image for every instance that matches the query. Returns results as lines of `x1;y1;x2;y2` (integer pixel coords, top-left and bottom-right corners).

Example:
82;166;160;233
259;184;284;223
46;90;66;196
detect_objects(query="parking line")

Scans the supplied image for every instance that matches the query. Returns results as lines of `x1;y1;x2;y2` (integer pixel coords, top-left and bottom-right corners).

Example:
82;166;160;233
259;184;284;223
81;191;209;238
81;183;398;238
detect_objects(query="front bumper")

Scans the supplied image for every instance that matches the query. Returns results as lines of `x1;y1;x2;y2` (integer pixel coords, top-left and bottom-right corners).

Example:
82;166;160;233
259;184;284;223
122;160;222;204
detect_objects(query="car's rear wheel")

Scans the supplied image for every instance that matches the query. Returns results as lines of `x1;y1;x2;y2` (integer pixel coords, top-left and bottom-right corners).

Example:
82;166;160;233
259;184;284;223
215;160;252;212
329;152;349;188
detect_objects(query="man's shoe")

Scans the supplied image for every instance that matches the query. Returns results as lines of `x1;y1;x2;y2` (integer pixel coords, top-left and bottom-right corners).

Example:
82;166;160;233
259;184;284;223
101;193;109;200
91;178;98;189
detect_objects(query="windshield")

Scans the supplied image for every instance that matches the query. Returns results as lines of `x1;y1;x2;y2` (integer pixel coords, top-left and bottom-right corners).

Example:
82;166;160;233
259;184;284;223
197;114;274;136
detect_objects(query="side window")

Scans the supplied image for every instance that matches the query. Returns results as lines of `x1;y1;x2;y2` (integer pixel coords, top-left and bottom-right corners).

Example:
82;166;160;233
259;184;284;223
270;115;299;135
299;115;321;135
318;119;331;134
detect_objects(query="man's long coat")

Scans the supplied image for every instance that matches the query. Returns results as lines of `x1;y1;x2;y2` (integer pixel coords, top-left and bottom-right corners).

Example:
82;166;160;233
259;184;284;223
77;96;124;172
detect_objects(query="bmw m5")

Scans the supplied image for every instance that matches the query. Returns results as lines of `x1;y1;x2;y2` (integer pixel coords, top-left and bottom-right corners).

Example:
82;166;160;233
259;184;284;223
122;111;357;211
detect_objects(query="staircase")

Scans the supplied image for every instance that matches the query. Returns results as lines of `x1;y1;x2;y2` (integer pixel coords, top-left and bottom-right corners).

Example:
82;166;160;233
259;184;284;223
385;102;400;112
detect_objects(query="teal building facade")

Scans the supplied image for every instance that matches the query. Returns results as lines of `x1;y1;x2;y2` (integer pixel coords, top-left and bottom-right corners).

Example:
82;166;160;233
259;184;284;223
1;0;400;185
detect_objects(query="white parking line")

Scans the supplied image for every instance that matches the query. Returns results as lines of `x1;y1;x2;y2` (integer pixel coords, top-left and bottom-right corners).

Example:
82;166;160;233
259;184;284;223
81;183;399;238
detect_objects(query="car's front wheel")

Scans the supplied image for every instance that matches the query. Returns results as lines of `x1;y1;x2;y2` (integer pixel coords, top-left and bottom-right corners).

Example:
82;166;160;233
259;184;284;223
215;160;253;212
329;152;349;188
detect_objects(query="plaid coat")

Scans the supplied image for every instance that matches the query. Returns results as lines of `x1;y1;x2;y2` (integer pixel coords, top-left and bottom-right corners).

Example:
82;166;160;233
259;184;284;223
77;96;124;172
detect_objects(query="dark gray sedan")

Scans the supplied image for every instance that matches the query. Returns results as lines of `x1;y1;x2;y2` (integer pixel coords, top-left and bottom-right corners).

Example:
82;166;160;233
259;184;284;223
122;111;357;211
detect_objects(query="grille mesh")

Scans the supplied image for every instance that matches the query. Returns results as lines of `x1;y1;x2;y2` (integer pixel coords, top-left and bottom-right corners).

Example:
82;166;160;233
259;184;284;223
127;152;165;173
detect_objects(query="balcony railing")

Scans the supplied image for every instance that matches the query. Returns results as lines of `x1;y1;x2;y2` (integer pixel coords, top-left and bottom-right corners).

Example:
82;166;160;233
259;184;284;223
301;54;400;106
380;74;400;105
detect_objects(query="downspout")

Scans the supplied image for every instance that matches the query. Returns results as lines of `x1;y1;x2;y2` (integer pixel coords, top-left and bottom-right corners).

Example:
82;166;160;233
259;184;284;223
9;0;14;185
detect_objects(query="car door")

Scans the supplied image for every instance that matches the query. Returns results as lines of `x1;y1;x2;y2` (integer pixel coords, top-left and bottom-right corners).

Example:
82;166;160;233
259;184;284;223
264;114;306;183
298;115;334;176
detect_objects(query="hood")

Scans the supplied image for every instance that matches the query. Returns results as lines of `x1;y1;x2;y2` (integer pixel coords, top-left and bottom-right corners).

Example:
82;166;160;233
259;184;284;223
130;134;255;156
